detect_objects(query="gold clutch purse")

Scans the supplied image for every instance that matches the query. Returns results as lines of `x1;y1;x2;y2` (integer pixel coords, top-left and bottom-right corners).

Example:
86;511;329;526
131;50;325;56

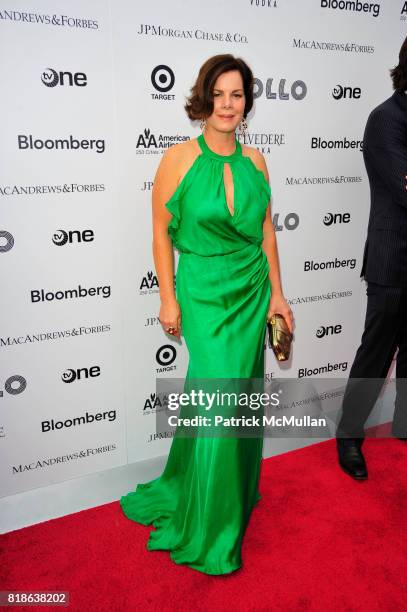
267;314;293;362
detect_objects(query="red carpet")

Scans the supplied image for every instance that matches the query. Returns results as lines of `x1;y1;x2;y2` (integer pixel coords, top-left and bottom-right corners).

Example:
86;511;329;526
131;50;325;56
1;438;407;612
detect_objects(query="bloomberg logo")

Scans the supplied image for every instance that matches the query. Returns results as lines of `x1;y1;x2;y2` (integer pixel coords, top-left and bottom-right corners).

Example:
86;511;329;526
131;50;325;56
31;284;111;303
311;137;363;151
41;410;116;433
298;361;348;378
321;1;380;17
18;135;105;153
304;258;356;271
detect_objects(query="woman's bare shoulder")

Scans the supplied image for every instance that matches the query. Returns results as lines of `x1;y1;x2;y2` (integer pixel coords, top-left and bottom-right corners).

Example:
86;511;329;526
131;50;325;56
161;138;200;168
154;138;200;198
241;144;268;177
241;144;265;166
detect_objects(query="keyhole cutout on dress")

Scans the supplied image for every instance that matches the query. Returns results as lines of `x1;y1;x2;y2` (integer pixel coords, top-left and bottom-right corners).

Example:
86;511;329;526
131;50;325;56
223;163;235;218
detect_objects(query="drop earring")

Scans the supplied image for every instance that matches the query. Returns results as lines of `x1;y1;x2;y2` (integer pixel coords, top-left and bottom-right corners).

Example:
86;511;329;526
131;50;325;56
200;118;207;131
238;117;248;136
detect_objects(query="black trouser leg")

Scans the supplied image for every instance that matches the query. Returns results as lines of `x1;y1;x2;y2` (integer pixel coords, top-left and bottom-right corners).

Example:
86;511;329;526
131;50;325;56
392;290;407;436
336;283;404;440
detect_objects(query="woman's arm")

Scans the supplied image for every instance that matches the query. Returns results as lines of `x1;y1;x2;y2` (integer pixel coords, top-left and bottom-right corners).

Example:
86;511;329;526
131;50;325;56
152;145;183;337
247;148;293;332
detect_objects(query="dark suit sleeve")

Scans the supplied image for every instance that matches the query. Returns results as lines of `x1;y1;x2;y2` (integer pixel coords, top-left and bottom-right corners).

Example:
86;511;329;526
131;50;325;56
364;107;407;210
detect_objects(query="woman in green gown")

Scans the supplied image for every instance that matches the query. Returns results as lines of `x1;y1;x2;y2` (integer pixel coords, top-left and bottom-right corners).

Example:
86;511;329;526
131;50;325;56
121;54;293;575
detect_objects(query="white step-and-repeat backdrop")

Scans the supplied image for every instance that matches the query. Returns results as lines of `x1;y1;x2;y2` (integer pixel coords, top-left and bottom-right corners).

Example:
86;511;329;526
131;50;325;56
1;0;405;499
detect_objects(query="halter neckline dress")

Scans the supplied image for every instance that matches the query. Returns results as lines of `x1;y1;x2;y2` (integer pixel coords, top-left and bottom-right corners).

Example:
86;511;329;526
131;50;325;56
120;132;272;575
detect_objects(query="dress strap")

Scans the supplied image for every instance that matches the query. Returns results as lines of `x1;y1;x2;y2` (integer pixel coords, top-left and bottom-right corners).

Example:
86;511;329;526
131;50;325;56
197;134;242;162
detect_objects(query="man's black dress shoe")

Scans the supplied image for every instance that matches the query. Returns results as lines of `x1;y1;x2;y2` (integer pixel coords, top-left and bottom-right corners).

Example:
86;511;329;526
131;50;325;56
392;431;407;441
336;439;368;480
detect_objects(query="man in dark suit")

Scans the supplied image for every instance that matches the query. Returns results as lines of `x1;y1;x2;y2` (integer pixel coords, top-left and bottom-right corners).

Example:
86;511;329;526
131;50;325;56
336;37;407;479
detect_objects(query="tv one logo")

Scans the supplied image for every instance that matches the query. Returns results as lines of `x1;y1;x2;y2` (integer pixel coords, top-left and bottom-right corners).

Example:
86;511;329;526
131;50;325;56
61;366;101;383
254;78;307;100
52;229;94;246
332;85;361;100
41;68;87;87
316;324;342;338
323;212;350;226
0;375;27;398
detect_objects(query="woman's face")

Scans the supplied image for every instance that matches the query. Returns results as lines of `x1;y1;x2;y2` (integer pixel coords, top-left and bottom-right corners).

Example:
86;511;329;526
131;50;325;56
207;70;246;133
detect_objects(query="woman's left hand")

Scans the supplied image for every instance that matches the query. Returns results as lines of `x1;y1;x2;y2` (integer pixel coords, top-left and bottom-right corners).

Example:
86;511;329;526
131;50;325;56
267;293;294;334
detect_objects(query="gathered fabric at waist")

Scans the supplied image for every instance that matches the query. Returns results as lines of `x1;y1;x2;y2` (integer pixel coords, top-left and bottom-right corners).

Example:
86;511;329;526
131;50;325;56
178;241;264;261
176;242;270;298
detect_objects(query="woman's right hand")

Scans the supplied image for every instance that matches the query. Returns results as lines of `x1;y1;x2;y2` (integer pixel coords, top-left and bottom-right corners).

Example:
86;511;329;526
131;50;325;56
159;297;182;338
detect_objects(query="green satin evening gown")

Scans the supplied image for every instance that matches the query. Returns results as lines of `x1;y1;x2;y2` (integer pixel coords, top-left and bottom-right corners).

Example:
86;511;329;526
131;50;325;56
120;133;272;575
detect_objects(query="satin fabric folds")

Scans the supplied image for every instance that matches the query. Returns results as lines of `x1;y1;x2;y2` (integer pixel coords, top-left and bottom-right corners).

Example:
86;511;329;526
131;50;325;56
120;134;272;575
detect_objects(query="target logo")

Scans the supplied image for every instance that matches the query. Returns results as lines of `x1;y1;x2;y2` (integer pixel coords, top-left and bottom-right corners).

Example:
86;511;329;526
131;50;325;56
156;344;177;372
156;345;176;366
0;230;14;253
151;65;175;100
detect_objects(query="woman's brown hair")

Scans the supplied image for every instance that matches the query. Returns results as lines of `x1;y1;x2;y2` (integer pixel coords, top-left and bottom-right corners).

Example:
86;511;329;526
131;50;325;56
185;54;254;121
